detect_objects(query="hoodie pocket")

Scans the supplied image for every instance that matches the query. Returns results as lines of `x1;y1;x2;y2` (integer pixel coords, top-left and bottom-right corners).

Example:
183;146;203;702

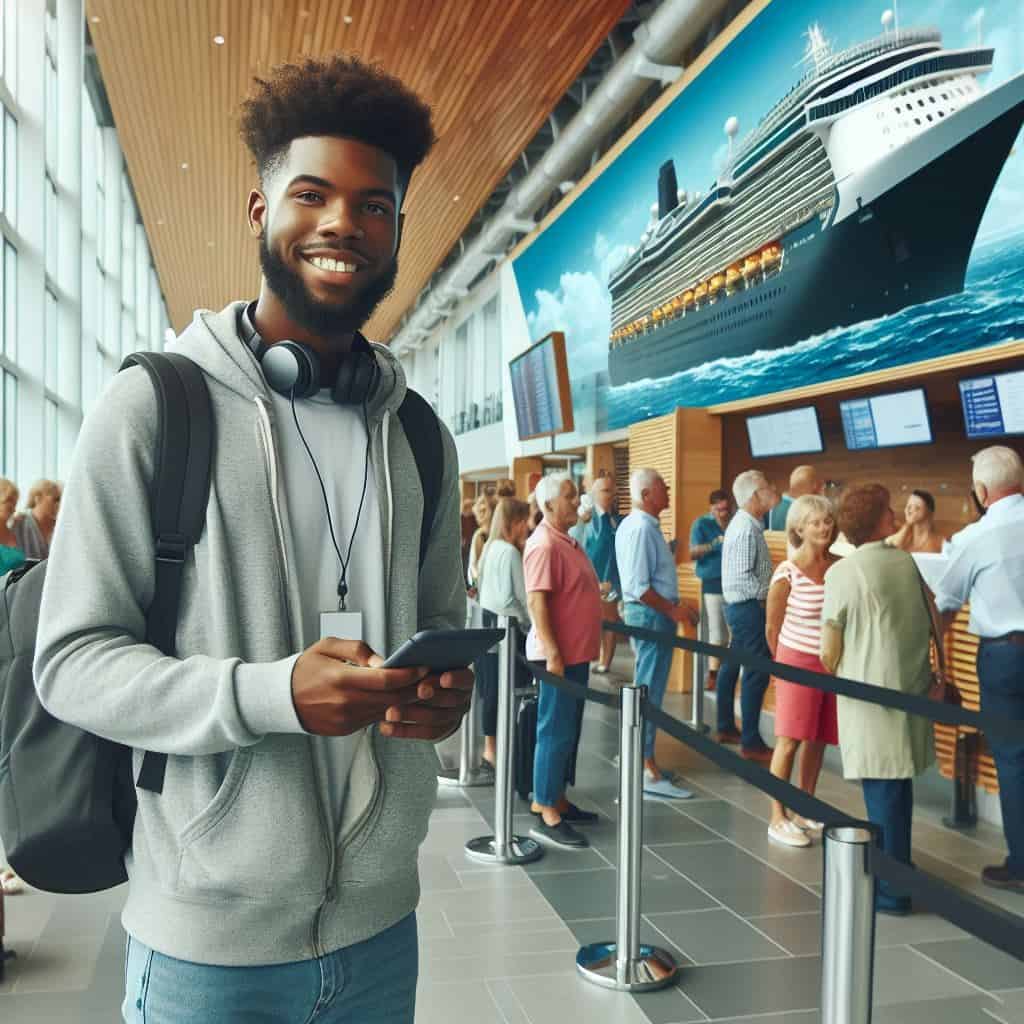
173;737;329;899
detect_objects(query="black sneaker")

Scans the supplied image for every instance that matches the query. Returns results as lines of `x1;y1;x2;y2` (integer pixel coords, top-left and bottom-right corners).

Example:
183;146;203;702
529;818;589;849
530;802;599;825
982;863;1024;892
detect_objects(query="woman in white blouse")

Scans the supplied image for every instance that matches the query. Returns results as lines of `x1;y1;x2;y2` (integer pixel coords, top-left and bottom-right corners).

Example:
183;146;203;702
476;498;533;768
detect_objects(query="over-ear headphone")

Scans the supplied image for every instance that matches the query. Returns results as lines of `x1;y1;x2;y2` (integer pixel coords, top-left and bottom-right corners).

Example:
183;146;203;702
239;302;380;404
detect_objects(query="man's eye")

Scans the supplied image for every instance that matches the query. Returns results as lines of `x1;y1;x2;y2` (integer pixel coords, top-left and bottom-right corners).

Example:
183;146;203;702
295;191;322;203
366;202;391;216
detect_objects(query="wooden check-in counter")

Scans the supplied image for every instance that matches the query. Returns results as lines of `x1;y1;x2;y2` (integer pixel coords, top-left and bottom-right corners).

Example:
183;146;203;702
627;340;1024;799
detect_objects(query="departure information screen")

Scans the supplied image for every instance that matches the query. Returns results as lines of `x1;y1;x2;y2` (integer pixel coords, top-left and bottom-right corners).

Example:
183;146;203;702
960;370;1024;438
509;336;567;440
746;406;824;458
840;388;933;449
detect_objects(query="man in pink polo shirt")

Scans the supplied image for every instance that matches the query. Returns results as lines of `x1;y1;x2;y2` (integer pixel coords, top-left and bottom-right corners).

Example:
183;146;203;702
524;473;603;850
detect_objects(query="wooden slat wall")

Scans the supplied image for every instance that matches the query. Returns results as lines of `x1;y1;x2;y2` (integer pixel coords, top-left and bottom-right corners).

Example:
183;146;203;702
85;0;629;336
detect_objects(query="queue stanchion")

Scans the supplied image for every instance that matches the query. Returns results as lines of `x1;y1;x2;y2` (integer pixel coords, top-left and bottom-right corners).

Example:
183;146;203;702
465;617;543;865
577;684;678;991
821;826;876;1024
943;731;979;831
689;592;709;735
437;680;491;788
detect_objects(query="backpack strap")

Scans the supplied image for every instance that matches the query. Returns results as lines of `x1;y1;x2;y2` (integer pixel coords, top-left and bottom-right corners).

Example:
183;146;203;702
119;352;214;795
396;389;443;568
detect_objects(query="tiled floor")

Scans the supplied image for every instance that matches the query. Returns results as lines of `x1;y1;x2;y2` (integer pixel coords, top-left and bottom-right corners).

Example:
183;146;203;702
3;648;1023;1022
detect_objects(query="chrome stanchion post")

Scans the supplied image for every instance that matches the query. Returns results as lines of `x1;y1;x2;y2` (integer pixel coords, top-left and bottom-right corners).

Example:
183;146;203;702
438;667;491;788
821;826;876;1024
465;618;543;865
577;684;679;991
690;592;708;735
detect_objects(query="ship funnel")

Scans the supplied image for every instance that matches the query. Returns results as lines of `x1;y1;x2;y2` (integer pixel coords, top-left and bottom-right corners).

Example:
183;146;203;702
658;160;679;219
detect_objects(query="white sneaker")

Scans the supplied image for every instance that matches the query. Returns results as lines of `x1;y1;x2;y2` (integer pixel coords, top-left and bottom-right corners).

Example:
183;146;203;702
643;774;694;800
795;818;825;835
768;820;811;848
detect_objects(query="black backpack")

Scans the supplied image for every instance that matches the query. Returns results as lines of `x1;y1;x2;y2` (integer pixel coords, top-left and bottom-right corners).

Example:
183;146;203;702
0;352;443;894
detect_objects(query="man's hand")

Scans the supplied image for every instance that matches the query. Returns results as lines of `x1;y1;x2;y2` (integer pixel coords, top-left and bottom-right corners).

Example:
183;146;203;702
670;602;700;628
546;653;566;678
599;581;612;596
291;638;430;736
380;667;475;741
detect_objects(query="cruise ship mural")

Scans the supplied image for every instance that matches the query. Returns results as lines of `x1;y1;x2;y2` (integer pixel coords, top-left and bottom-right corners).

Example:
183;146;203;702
608;20;1024;385
510;0;1024;433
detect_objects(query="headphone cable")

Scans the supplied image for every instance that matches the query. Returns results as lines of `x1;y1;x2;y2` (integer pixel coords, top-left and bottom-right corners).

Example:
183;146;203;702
290;390;372;610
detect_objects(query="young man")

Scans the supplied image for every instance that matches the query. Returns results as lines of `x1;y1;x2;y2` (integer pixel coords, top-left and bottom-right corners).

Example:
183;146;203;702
583;473;622;674
688;488;732;692
35;57;470;1022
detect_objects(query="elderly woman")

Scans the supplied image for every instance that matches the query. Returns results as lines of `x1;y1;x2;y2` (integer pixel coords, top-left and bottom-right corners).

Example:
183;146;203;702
477;498;533;769
887;489;945;554
765;496;839;848
13;479;62;560
821;484;933;915
0;477;26;574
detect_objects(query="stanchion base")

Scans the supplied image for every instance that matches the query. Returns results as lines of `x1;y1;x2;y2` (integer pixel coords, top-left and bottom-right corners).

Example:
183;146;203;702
942;814;978;832
688;723;711;735
464;835;543;865
576;942;679;992
437;767;493;788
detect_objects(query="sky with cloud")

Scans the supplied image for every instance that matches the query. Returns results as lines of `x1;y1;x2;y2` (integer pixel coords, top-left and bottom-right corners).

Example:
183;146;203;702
512;0;1024;428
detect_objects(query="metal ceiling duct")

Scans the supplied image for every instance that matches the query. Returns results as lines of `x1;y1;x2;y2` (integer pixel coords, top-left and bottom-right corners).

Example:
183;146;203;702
391;0;731;354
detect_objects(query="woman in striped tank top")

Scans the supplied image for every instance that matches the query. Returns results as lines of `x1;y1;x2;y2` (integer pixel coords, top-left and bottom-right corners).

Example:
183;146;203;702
764;495;840;848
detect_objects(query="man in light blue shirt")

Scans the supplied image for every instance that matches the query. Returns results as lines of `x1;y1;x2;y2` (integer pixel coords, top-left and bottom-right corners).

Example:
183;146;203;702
934;446;1024;893
616;468;699;799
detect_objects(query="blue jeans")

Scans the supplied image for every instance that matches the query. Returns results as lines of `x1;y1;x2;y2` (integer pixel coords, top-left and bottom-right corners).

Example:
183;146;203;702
533;662;589;806
718;599;771;748
123;913;418;1023
977;640;1024;876
861;778;913;911
623;603;675;759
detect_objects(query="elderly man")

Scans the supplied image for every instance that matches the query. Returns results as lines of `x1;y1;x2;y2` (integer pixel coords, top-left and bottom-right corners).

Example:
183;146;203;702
934;445;1024;893
769;465;822;532
584;473;622;674
616;468;699;799
525;473;604;850
689;489;733;692
718;470;778;762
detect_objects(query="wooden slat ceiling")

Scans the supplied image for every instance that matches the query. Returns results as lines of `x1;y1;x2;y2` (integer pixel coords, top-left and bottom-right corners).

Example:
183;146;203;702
85;0;629;339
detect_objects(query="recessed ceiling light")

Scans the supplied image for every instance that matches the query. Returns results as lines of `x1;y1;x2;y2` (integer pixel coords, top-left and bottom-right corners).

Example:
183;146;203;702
207;240;215;247
180;162;189;170
343;15;353;24
298;8;310;16
453;195;460;202
156;218;165;225
213;34;225;45
90;15;101;24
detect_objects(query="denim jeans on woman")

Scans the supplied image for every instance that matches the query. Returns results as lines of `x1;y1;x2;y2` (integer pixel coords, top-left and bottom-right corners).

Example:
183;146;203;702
623;602;675;759
718;599;771;748
123;912;418;1023
861;779;913;911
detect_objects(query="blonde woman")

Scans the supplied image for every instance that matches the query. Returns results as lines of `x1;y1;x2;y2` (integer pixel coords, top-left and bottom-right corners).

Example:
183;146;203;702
764;495;839;848
13;479;62;560
477;498;533;768
0;477;26;575
466;493;495;589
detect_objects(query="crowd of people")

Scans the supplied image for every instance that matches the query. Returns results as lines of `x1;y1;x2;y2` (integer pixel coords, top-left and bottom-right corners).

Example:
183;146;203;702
461;443;1023;906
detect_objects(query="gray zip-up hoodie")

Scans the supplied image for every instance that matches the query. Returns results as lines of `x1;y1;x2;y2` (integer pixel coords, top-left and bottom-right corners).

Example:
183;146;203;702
34;301;465;966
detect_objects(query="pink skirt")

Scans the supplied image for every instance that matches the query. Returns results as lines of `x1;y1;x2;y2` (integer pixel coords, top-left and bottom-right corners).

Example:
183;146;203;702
772;641;838;745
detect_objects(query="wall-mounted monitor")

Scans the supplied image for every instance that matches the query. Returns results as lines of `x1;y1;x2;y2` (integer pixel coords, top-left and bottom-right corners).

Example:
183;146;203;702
746;406;824;458
959;369;1024;438
509;332;575;441
840;388;933;450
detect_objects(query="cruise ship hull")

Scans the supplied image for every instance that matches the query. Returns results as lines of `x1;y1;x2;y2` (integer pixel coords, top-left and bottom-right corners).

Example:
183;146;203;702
608;80;1024;388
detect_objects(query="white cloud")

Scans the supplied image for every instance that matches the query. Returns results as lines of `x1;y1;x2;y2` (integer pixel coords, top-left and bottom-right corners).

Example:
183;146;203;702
964;6;986;39
593;232;632;284
526;269;611;376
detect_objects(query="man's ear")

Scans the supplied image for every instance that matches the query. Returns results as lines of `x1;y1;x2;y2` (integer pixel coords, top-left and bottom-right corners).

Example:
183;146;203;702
975;481;989;507
247;188;268;238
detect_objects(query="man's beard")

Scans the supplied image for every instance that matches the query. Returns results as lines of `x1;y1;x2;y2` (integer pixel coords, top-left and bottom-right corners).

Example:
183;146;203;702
259;234;398;338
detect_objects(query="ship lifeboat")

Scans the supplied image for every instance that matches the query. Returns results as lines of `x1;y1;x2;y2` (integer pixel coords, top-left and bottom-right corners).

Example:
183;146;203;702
682;289;695;308
708;273;725;294
725;264;742;290
742;254;760;278
761;244;781;271
694;283;708;303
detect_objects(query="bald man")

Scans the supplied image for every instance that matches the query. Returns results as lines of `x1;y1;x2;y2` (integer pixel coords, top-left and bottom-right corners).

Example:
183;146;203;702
769;465;823;532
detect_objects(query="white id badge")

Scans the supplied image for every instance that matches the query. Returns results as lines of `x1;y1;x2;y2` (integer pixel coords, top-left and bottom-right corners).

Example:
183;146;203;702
319;611;364;643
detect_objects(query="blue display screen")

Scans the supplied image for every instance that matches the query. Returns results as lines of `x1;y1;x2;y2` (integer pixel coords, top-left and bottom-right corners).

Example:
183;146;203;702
960;370;1024;438
839;388;933;450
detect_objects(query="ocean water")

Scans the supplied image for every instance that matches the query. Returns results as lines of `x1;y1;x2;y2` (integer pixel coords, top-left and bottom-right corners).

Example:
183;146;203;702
605;231;1024;428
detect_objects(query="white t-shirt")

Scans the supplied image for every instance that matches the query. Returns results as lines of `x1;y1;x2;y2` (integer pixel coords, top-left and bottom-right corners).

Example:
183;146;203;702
269;387;387;834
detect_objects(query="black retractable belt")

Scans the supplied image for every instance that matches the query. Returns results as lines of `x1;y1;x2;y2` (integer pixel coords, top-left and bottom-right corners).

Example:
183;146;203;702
120;352;214;795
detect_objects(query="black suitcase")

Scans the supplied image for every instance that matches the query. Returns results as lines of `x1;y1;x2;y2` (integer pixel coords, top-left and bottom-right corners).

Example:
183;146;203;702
513;691;538;801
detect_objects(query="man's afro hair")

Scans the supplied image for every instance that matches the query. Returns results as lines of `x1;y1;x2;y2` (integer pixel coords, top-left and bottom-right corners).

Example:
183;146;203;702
239;54;435;192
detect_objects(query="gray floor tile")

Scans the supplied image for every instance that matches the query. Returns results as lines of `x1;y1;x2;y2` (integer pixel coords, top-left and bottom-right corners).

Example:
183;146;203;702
486;979;532;1024
746;911;822;955
646;908;789;965
415;978;506;1024
871;995;1010;1023
629;982;708;1024
676;954;822;1018
990;989;1024;1023
911;937;1024;993
872;945;980;1006
505;971;653;1024
651;841;820;917
422;924;578;964
419;883;559;927
532;867;717;921
566;916;693;967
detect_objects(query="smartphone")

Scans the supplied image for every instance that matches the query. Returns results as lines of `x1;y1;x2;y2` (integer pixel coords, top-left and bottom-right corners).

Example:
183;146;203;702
381;628;505;671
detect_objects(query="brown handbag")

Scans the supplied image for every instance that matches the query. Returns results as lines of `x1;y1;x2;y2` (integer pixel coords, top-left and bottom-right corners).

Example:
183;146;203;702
915;567;962;706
